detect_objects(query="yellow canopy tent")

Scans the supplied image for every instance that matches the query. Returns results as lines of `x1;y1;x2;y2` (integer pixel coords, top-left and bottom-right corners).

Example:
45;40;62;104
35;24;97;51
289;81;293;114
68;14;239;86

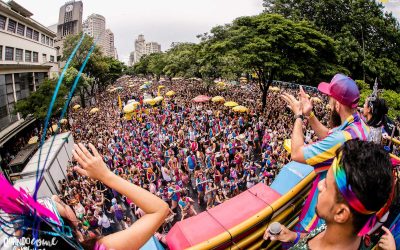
166;90;176;97
144;99;157;106
28;136;39;145
269;86;280;92
73;104;80;110
60;119;68;124
90;108;100;114
232;105;249;113
154;96;164;102
224;101;239;107
211;96;225;103
123;103;137;114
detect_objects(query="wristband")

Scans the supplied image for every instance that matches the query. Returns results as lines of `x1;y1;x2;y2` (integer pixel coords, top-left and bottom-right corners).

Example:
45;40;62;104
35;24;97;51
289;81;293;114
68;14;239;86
293;232;301;244
293;114;304;122
305;111;315;119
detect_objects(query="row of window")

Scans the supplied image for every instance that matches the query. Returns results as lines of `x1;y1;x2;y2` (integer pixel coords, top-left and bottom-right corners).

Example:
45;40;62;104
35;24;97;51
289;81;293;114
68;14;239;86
0;46;55;63
0;72;47;130
0;14;54;47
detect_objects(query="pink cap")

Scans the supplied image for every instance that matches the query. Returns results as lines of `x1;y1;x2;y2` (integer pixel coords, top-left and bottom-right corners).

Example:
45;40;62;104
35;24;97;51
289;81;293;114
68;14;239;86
318;74;360;108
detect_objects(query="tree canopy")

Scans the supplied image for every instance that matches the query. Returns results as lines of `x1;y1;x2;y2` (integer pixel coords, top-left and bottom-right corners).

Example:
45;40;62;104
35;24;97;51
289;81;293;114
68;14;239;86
15;78;68;120
62;33;124;105
263;0;400;90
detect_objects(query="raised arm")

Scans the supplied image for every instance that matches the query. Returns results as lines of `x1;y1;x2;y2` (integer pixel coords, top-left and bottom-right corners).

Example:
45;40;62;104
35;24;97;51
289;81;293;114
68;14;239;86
299;86;329;139
73;143;169;250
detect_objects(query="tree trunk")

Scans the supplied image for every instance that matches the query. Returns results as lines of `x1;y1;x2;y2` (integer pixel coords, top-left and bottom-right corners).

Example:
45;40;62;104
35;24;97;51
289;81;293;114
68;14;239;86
261;70;274;112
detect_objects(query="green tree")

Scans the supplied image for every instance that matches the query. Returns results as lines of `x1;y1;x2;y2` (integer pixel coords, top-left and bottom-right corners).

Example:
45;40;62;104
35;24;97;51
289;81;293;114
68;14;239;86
147;53;167;80
163;43;201;80
63;67;94;108
207;14;343;110
264;0;400;90
15;78;68;120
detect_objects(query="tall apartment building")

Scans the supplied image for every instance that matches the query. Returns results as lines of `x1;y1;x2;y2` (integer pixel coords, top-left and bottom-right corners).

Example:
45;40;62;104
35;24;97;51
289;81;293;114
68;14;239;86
105;29;116;58
132;34;161;64
128;51;135;66
56;0;83;56
0;0;58;133
83;14;116;58
133;34;145;64
145;42;161;55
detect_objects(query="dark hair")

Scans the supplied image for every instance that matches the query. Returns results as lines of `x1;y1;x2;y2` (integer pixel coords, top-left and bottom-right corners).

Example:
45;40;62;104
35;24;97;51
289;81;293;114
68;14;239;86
335;140;393;233
367;98;388;128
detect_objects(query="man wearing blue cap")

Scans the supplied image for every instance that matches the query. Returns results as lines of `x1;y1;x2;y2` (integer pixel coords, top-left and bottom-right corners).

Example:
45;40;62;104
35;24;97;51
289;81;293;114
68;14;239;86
280;73;370;233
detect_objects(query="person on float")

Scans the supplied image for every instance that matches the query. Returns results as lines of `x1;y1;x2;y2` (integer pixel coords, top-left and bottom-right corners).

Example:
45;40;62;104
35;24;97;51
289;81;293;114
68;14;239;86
281;74;370;233
264;140;396;250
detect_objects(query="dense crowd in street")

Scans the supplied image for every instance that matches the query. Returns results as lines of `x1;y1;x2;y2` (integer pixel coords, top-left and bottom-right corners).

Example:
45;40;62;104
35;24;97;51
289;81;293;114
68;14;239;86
54;76;331;243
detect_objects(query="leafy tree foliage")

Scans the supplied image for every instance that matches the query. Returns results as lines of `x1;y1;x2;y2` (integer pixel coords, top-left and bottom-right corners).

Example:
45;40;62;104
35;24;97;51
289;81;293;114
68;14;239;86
264;0;400;90
15;78;68;120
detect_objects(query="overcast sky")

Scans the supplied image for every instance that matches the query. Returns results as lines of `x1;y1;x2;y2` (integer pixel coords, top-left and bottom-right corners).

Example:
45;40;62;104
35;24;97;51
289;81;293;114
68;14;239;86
13;0;399;65
14;0;264;64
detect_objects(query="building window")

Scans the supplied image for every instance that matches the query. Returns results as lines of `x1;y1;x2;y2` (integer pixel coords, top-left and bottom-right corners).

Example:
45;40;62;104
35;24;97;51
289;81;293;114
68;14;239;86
41;34;45;44
14;73;31;101
46;36;49;45
15;48;23;62
50;55;55;62
5;47;13;61
50;39;53;47
25;50;31;62
33;30;39;41
17;23;25;36
7;19;16;33
0;46;2;61
32;52;38;62
42;54;46;62
0;15;6;30
26;27;33;39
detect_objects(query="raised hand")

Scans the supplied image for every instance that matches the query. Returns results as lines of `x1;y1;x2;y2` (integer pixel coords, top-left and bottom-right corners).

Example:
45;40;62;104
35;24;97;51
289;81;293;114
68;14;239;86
72;143;111;182
299;86;313;116
280;93;302;116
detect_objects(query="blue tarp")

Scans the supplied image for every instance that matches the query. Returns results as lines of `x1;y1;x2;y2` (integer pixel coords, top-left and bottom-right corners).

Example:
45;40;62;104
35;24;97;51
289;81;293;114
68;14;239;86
140;236;165;250
270;161;314;195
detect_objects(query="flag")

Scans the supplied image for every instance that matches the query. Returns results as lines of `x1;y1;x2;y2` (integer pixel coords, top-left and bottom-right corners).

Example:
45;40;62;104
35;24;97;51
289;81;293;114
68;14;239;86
118;95;122;110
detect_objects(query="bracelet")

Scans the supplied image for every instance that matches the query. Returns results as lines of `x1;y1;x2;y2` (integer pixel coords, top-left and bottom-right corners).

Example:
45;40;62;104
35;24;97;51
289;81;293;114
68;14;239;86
305;111;315;119
293;232;301;244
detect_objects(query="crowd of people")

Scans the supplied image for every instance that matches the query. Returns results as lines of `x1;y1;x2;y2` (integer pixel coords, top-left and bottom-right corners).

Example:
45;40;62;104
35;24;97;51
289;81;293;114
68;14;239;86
55;76;332;244
2;73;398;250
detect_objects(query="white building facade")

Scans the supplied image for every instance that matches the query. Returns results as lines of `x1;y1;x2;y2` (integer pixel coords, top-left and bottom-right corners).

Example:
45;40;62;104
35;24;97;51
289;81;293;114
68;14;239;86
132;34;161;64
0;0;58;130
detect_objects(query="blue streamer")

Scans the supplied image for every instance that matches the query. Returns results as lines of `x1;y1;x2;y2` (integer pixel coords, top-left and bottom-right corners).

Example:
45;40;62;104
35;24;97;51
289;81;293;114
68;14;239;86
31;33;101;250
30;33;84;250
34;33;86;200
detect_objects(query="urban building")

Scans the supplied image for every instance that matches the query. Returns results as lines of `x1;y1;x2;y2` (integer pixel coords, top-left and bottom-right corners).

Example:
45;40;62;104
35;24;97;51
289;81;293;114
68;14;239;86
83;14;117;59
0;0;58;154
57;0;83;39
145;42;161;55
56;0;83;56
132;34;161;64
128;51;135;66
114;47;118;60
105;29;117;58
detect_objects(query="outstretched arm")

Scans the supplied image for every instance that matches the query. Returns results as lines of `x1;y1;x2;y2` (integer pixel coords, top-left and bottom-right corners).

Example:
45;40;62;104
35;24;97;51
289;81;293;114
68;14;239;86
73;143;169;250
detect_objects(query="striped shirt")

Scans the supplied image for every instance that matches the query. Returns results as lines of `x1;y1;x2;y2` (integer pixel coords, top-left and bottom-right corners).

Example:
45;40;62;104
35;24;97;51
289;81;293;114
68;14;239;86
298;113;370;232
